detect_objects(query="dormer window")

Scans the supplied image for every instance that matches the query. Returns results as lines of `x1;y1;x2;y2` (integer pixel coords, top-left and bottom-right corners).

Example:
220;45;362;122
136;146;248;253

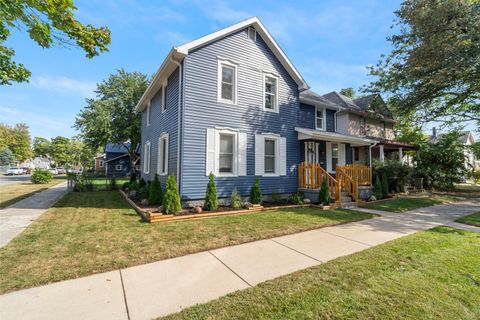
248;27;256;41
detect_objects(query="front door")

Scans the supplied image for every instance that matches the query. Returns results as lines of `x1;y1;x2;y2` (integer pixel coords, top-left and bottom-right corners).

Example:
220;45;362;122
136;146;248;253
326;142;345;173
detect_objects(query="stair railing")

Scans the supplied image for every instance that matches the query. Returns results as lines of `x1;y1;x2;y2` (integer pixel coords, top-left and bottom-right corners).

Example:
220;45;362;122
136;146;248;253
336;165;359;204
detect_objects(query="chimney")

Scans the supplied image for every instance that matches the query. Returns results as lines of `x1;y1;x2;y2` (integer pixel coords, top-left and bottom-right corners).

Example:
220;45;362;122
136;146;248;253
432;127;437;138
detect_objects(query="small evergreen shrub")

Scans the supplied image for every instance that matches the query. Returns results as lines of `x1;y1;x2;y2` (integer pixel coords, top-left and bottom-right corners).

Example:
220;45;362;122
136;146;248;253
109;176;117;190
374;176;383;200
290;193;304;205
148;174;163;205
138;178;146;189
249;178;262;204
31;169;53;184
318;176;331;204
230;189;242;209
381;172;389;198
129;174;137;185
122;182;130;190
204;173;218;210
163;175;182;215
138;184;150;199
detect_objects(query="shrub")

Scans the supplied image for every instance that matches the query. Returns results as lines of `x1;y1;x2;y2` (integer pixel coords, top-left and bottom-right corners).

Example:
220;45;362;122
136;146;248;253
381;172;389;198
138;183;150;199
138;178;146;189
373;160;412;194
249;178;262;204
271;193;283;204
163;175;182;215
148;174;163;205
31;169;53;184
290;193;304;205
204;173;218;210
230;189;243;209
129;174;137;185
109;176;117;190
318;176;331;204
374;176;383;200
122;182;130;190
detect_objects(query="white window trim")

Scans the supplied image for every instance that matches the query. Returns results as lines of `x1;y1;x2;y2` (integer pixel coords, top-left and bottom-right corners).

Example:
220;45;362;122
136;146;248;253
263;73;279;113
146;101;151;126
157;132;169;176
334;111;338;132
216;129;238;177
262;134;280;176
217;59;238;105
315;106;326;131
162;83;167;112
99;160;104;168
248;26;256;41
115;164;123;171
143;141;151;174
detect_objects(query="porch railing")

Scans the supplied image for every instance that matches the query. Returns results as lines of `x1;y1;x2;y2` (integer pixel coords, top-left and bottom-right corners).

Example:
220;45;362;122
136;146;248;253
298;162;339;202
336;164;372;186
336;165;359;204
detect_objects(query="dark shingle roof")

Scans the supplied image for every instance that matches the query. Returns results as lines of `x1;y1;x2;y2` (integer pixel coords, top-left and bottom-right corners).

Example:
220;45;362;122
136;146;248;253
105;143;131;154
300;90;343;109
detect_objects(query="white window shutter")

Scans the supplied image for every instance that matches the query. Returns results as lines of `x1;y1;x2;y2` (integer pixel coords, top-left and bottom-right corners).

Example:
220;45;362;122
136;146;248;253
326;142;332;172
238;132;247;176
255;134;264;176
206;128;216;176
339;143;346;166
279;137;287;176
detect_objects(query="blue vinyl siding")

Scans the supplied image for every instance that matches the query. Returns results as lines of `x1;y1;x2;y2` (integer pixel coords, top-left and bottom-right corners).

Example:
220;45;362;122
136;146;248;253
326;109;336;132
299;103;336;132
140;66;180;185
181;28;299;200
105;155;131;177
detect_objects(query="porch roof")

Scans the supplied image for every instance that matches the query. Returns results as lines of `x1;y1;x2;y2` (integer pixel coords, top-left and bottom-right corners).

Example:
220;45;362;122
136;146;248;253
372;138;419;150
295;127;377;146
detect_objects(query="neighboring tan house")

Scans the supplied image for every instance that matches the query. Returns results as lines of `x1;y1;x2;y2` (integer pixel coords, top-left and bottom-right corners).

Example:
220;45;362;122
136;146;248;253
104;143;140;177
94;153;105;173
135;17;415;206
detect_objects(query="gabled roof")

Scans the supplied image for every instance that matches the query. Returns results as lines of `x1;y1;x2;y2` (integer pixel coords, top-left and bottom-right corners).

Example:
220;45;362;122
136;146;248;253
135;17;309;112
104;143;140;154
300;90;342;110
323;92;360;110
428;131;475;145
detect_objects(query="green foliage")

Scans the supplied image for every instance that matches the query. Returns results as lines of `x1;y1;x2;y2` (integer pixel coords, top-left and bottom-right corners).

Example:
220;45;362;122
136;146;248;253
138;178;146;189
109;176;116;190
373;160;412;194
71;173;94;192
138;183;150;200
0;123;32;162
374;176;383;200
32;137;52;158
162;175;182;215
0;147;15;166
367;0;480;124
381;173;389;198
339;87;355;98
31;169;52;184
122;182;130;190
415;131;469;190
129;174;137;184
249;178;263;204
318;176;331;204
204;173;218;211
230;189;243;209
74;70;149;174
471;168;480;184
148;174;163;205
0;1;110;85
290;193;304;205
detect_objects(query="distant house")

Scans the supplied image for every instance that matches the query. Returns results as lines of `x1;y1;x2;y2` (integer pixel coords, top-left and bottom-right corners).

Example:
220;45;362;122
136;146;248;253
104;143;140;177
94;153;105;173
429;129;477;171
19;157;51;169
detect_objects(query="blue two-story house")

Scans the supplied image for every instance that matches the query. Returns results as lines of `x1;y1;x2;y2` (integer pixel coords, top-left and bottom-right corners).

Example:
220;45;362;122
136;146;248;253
135;17;414;206
104;143;140;177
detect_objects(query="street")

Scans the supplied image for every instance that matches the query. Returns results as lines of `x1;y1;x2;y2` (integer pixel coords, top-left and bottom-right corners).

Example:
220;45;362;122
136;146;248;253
0;175;31;187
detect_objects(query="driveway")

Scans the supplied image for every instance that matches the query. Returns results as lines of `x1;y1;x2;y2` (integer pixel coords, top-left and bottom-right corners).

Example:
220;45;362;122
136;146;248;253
0;175;31;186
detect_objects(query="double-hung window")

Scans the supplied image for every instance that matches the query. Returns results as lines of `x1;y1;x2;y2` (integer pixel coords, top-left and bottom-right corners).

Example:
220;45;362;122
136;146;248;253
158;133;169;175
218;60;237;104
219;134;234;174
99;160;104;168
143;141;151;174
264;138;276;174
115;164;122;171
316;107;325;130
263;74;278;112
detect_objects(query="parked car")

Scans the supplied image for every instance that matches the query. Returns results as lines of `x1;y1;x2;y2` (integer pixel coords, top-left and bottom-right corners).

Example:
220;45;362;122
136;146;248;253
6;167;23;175
48;168;58;175
21;167;31;174
56;167;66;174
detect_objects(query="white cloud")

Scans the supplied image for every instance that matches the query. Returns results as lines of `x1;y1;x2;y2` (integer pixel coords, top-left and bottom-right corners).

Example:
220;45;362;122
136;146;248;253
31;76;96;98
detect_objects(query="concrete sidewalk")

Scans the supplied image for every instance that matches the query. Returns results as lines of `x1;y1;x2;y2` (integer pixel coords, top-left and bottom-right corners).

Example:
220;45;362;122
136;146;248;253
0;181;68;248
1;200;479;320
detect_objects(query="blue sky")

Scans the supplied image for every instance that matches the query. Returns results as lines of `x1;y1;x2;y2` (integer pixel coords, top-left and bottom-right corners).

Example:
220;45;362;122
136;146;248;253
1;0;408;139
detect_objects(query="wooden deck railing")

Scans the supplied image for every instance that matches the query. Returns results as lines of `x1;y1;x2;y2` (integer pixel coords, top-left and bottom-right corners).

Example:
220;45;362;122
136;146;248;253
298;162;339;201
336;165;359;204
336;164;372;186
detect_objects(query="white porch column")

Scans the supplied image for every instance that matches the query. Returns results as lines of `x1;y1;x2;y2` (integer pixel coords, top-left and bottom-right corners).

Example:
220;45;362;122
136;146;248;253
398;148;403;163
379;145;385;163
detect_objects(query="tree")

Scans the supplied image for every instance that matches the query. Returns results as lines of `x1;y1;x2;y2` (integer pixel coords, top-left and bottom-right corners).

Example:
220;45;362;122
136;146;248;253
162;175;182;215
9;123;32;161
374;176;383;200
32;137;52;158
249;178;262;204
51;136;71;166
0;1;111;85
339;87;356;98
204;173;218;210
367;0;480;125
75;69;149;174
0;123;14;150
0;147;15;166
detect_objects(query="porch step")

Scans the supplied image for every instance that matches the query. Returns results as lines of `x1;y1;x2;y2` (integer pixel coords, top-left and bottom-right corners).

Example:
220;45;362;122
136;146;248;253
340;201;357;209
340;196;352;203
340;191;348;197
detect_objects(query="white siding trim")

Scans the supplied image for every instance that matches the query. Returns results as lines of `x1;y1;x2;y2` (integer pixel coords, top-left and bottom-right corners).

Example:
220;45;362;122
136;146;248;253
161;83;167;112
217;59;238;105
157;132;169;176
255;134;264;176
326;141;332;173
238;132;247;176
143;141;151;174
146;101;151;126
206;128;216;176
279;137;287;176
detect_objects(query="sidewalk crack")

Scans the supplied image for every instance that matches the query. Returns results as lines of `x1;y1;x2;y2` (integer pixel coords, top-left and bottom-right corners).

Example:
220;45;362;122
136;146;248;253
119;270;131;320
270;239;324;263
208;251;253;287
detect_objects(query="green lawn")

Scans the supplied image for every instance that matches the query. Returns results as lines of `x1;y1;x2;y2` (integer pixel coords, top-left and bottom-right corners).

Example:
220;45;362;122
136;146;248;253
162;226;480;320
456;212;480;227
0;176;65;209
361;194;459;212
90;176;129;190
0;191;373;294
